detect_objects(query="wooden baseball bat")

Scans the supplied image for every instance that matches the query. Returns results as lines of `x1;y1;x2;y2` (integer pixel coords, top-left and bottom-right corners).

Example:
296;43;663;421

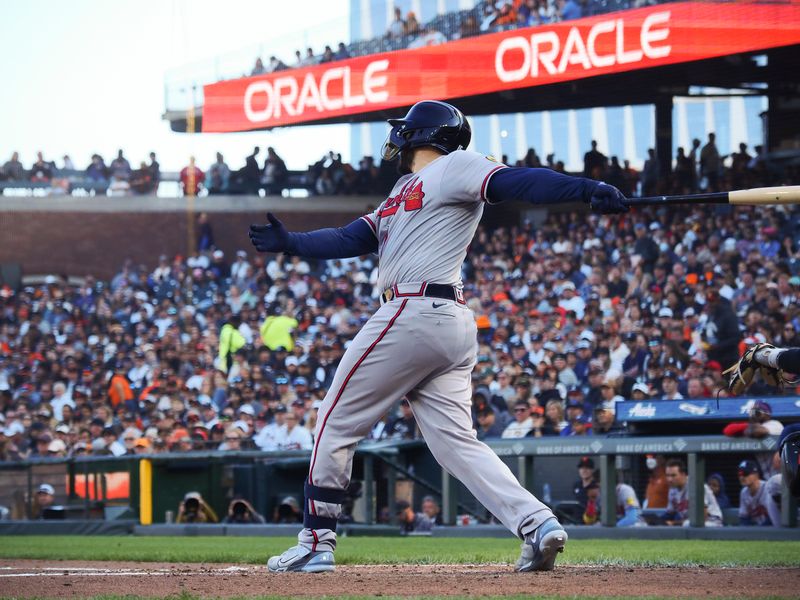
625;185;800;206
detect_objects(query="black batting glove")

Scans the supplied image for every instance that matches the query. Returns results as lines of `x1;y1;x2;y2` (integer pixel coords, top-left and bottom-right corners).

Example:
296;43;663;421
589;182;629;214
249;213;293;253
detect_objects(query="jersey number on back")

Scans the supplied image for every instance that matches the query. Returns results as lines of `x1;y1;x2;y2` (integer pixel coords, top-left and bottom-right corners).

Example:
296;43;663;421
379;178;424;217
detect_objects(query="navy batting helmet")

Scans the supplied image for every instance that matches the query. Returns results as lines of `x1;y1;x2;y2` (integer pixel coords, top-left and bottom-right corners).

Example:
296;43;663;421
779;424;800;498
381;100;471;161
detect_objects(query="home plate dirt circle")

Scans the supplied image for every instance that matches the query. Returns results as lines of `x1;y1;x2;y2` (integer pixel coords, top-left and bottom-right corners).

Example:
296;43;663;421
0;560;797;598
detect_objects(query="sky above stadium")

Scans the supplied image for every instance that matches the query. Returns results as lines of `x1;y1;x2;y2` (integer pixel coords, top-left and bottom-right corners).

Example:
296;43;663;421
0;0;354;174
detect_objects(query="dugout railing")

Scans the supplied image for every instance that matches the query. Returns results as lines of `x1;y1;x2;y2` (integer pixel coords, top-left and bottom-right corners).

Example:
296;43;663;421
0;434;795;529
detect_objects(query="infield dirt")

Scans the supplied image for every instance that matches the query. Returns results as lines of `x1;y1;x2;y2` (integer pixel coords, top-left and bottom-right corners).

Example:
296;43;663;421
0;560;797;598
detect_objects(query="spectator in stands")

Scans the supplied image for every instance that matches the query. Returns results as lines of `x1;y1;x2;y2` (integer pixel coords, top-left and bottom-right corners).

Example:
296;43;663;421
408;25;447;49
235;146;261;195
700;132;722;192
458;14;480;39
334;42;350;61
573;456;597;512
480;2;498;31
475;402;510;439
148;151;160;185
130;162;155;194
223;497;265;524
319;46;335;63
251;57;266;76
503;400;534;438
700;289;741;370
61;155;75;170
29;151;54;182
387;7;405;38
262;147;288;195
31;483;56;519
517;0;539;26
293;50;304;68
276;411;312;450
559;0;582;21
663;458;723;527
1;151;25;180
583;140;607;179
660;370;683;400
495;1;517;27
301;47;316;66
207;152;230;194
110;149;132;182
706;472;731;510
384;398;418;440
396;500;434;533
176;491;218;523
267;55;288;72
180;156;205;196
404;11;421;37
86;154;108;182
592;401;623;436
196;211;215;252
421;495;442;527
640;148;658;196
543;400;566;434
737;460;774;526
274;495;303;524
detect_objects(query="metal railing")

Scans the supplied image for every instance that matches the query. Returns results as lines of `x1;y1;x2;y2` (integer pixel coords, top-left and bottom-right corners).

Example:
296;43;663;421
1;435;795;527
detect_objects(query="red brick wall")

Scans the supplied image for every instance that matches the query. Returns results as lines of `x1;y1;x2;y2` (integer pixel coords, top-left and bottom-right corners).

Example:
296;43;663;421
0;211;360;280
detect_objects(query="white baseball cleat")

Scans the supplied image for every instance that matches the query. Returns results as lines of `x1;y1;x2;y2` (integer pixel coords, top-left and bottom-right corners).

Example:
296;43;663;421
267;544;335;573
515;517;568;572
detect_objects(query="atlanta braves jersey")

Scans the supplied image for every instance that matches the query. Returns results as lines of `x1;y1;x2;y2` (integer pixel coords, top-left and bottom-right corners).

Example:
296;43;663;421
361;150;505;293
739;480;772;525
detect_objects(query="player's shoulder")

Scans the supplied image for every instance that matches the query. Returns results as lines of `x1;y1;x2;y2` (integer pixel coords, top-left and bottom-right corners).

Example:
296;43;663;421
445;149;504;166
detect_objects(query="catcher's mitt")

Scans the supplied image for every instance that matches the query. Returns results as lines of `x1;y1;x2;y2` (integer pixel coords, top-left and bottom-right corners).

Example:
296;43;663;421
723;343;783;395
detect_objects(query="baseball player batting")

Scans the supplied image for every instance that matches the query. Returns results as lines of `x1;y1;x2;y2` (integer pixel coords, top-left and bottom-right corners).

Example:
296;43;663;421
249;100;628;573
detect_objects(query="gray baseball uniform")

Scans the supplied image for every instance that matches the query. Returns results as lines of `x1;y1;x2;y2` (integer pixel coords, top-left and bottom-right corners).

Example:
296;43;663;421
299;150;553;552
738;480;773;526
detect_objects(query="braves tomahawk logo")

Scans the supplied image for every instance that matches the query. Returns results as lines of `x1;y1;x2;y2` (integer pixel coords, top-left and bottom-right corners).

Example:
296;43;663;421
379;177;425;217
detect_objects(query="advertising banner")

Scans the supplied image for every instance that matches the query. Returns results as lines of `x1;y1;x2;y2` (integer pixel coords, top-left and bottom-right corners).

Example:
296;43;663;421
202;2;800;132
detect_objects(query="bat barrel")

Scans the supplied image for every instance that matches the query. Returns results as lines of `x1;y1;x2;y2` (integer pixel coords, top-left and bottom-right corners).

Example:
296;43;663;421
729;185;800;205
625;185;800;207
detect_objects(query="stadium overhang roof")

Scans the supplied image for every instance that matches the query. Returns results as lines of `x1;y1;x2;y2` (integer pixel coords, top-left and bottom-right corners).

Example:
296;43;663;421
165;1;800;134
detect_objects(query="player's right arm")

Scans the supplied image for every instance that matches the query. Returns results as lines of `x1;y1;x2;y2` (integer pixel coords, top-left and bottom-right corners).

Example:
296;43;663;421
486;166;628;213
249;212;378;258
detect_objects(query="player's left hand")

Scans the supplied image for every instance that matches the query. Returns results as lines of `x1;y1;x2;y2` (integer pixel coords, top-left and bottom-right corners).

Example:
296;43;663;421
249;213;293;253
590;183;629;214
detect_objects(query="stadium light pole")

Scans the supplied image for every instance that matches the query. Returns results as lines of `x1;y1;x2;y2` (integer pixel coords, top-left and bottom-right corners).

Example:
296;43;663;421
186;84;197;258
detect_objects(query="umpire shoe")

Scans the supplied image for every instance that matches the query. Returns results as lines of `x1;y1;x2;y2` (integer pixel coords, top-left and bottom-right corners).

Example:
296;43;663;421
515;517;568;572
267;544;335;573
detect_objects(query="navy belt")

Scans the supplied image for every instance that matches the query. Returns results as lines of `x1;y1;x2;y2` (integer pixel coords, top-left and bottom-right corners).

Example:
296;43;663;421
381;283;465;305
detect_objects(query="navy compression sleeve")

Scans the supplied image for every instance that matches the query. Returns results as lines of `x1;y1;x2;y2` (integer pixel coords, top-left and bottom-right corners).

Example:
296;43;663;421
287;217;378;259
486;167;600;205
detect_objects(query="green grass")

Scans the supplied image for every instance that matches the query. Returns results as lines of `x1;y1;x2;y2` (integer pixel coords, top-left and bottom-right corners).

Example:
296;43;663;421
0;536;798;567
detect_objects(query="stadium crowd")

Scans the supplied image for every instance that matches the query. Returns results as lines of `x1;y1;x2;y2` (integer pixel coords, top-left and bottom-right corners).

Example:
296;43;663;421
0;199;797;456
3;132;795;200
247;0;652;80
1;137;798;524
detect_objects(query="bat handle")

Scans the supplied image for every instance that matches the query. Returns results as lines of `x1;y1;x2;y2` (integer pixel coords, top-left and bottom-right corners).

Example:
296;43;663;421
625;192;729;206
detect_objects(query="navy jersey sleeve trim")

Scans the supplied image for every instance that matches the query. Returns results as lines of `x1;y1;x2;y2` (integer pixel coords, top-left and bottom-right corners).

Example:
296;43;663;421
360;215;378;238
287;217;378;259
481;165;508;203
485;167;600;206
